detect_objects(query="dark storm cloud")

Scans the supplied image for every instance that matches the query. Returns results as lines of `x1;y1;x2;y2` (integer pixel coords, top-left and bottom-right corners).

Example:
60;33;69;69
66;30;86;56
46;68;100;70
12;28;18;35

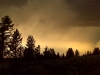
0;0;100;27
19;0;100;27
0;0;28;7
64;0;100;26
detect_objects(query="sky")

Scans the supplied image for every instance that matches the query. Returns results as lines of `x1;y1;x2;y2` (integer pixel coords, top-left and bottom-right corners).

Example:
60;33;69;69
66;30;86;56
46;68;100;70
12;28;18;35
0;0;100;55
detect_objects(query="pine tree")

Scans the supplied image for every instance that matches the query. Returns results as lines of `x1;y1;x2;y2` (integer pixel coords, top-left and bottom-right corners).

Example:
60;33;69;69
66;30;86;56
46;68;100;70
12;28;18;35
9;29;22;58
26;35;35;49
43;47;56;59
0;16;14;59
35;45;40;59
24;35;35;59
43;46;49;59
61;53;65;58
18;45;24;58
75;49;79;57
92;47;100;55
56;52;60;58
49;48;56;59
66;48;74;58
86;51;92;56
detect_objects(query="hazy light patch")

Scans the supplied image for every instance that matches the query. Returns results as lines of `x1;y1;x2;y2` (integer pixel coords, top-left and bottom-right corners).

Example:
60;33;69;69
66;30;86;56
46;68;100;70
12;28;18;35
20;27;100;55
66;41;93;54
32;40;93;55
95;41;100;48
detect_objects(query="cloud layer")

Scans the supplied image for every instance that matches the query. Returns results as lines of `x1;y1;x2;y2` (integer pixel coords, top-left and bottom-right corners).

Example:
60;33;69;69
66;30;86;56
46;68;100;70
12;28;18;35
0;0;28;7
64;0;100;26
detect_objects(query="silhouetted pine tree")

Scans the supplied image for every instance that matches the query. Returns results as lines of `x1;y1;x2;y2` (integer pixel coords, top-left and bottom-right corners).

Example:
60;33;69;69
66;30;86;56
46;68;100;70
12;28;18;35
61;53;65;58
34;45;40;59
75;49;79;57
17;45;24;58
66;48;74;58
43;47;56;59
9;29;22;58
49;48;56;59
56;52;60;58
92;47;100;55
43;46;49;59
0;16;14;60
86;51;91;56
24;35;35;59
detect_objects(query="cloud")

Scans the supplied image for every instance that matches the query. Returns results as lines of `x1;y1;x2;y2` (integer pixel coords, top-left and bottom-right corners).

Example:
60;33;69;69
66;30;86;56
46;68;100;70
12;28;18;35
64;0;100;26
0;0;100;27
0;0;28;7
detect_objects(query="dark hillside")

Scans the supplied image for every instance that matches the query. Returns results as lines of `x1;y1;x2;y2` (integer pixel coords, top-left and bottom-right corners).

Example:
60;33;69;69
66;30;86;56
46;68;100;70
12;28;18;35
0;55;100;75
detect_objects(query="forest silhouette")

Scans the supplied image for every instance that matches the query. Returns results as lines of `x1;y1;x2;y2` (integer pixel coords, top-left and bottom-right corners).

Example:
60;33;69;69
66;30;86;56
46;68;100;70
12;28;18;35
0;16;100;75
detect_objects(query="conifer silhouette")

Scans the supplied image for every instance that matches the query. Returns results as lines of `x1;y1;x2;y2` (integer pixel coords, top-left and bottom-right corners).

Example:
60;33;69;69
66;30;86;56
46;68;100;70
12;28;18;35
24;35;35;59
0;16;14;60
9;29;22;58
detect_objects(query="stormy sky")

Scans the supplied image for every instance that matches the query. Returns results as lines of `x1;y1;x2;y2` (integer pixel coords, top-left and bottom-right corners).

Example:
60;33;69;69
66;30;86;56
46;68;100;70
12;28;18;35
0;0;100;54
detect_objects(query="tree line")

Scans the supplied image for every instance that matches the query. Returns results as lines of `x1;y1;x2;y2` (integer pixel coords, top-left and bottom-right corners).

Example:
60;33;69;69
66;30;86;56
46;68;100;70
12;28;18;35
0;16;99;62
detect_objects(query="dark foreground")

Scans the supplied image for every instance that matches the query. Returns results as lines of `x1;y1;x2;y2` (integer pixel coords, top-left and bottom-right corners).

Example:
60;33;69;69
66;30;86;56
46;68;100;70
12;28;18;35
0;55;100;75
